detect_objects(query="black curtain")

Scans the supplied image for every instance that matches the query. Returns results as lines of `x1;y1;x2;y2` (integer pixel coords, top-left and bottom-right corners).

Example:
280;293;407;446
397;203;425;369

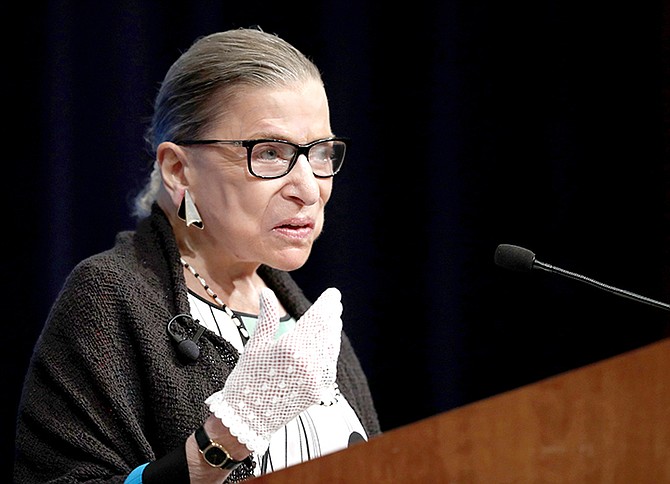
8;0;670;479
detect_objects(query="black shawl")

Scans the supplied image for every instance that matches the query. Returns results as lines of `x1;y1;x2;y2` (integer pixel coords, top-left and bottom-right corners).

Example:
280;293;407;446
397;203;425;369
14;205;380;483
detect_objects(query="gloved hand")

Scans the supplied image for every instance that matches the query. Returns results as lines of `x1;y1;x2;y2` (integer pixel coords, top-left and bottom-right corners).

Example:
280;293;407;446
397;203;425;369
205;287;343;454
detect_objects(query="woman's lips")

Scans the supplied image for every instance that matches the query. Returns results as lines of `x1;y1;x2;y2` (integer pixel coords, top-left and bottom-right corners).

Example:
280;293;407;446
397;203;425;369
273;218;314;239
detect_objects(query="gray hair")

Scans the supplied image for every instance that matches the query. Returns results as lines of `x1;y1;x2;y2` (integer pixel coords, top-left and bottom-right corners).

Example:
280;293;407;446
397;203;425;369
132;28;323;218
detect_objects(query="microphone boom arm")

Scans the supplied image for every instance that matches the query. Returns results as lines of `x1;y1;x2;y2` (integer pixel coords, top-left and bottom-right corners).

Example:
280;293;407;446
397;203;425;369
533;259;670;312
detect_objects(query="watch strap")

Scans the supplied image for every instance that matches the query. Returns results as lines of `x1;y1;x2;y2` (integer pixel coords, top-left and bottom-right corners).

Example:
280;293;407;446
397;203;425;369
195;425;243;470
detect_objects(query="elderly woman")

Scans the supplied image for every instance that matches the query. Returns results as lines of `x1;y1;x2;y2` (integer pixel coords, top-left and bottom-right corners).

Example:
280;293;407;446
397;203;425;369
14;28;380;483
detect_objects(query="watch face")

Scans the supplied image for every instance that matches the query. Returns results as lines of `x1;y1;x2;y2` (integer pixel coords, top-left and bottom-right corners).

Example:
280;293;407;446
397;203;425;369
205;446;229;466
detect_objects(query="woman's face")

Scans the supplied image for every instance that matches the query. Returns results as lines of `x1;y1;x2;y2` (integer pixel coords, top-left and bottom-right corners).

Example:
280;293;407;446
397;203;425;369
182;80;335;272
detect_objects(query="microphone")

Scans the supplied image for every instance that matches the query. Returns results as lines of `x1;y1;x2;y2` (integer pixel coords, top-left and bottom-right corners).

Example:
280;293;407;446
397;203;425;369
494;243;670;312
167;314;205;361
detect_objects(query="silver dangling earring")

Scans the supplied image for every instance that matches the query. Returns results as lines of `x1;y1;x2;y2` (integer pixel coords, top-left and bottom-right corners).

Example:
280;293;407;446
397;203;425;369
177;190;204;229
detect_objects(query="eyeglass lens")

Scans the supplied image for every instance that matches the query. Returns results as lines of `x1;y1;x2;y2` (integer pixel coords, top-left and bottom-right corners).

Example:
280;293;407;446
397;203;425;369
250;140;346;177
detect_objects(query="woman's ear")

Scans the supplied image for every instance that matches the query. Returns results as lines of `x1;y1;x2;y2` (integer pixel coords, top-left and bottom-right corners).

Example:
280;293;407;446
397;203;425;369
157;141;188;205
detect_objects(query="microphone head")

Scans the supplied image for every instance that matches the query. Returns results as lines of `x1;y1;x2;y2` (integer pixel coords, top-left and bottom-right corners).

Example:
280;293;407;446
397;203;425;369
494;244;536;272
177;339;200;361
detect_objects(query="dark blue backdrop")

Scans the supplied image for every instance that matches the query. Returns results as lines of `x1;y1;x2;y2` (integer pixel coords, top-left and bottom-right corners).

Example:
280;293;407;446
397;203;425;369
8;0;670;479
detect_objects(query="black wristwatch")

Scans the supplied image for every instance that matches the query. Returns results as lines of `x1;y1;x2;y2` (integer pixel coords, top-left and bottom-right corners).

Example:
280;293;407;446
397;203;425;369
195;425;244;470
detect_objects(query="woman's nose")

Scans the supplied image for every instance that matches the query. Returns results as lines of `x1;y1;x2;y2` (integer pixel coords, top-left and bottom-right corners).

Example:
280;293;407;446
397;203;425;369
283;154;321;205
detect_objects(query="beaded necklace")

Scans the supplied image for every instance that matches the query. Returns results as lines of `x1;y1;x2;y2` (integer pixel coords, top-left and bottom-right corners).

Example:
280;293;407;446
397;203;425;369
180;257;250;344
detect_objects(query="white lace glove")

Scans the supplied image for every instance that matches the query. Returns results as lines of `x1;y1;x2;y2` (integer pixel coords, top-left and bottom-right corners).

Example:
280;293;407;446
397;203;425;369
205;287;343;455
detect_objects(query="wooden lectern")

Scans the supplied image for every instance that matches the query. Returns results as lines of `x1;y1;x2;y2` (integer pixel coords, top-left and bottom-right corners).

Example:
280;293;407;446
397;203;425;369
250;337;670;482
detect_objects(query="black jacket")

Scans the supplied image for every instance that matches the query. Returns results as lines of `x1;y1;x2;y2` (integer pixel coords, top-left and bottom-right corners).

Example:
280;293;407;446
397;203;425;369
14;204;380;483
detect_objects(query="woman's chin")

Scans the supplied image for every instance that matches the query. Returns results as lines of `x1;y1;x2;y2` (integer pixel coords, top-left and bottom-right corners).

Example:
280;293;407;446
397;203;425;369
265;249;312;272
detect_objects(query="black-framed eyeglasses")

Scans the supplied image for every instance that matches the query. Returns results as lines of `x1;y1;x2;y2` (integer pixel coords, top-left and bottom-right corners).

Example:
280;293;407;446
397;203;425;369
174;137;349;179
